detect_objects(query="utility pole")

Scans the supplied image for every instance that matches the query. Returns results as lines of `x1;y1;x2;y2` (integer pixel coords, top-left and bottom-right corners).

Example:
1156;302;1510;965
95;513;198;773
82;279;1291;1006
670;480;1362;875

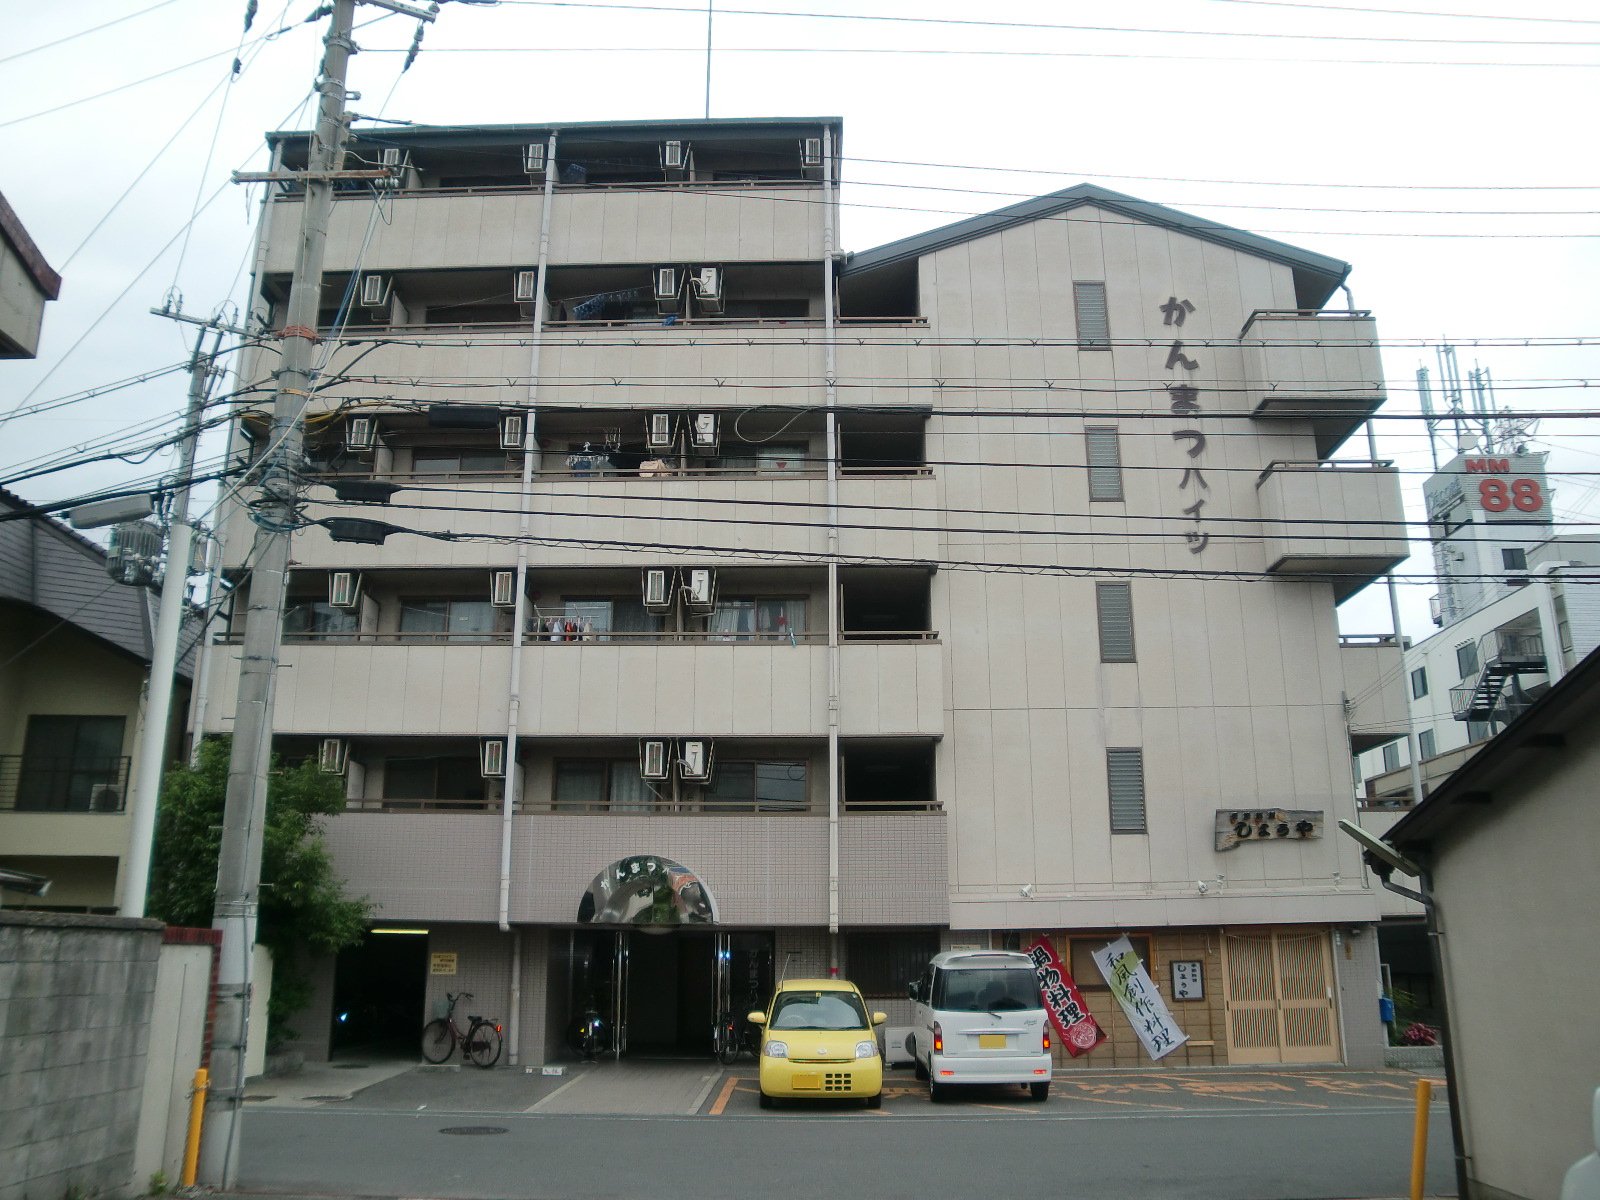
119;305;242;919
201;0;436;1183
201;0;356;1184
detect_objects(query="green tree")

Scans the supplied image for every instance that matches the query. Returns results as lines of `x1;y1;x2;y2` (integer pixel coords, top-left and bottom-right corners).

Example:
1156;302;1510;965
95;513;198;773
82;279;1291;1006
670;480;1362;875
148;736;370;1042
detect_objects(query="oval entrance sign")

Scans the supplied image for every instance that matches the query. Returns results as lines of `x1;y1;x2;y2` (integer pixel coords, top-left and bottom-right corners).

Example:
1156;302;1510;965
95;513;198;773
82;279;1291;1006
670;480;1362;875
577;855;719;926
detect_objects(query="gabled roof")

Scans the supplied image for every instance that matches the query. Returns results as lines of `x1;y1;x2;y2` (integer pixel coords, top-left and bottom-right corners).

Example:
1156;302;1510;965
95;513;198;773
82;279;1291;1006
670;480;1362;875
1385;644;1600;852
0;486;195;675
843;182;1351;310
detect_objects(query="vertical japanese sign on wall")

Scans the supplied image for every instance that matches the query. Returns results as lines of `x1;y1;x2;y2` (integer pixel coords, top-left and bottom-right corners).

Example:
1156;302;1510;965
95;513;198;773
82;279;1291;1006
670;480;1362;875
1091;935;1188;1060
1161;295;1210;554
1025;937;1107;1057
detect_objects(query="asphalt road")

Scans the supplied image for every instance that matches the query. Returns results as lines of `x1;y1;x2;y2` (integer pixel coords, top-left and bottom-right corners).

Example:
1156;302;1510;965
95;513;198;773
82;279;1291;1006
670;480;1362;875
234;1068;1457;1200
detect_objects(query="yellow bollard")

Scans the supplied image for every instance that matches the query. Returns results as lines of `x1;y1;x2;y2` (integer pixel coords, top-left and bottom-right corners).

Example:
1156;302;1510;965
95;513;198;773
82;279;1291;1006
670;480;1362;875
182;1067;209;1187
1410;1077;1433;1200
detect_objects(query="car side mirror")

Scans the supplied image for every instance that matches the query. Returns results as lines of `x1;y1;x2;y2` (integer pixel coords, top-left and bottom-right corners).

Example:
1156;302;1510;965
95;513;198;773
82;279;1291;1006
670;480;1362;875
747;1011;766;1025
872;1011;888;1026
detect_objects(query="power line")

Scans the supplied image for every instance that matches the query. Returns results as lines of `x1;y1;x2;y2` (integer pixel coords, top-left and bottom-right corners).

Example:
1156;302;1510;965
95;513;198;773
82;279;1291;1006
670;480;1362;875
360;44;1600;70
476;1;1600;48
1195;0;1600;27
285;513;1600;588
0;0;185;67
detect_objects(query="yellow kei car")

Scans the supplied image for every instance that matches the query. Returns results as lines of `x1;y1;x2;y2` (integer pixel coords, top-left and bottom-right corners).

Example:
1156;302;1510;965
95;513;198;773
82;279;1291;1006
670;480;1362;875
749;979;886;1109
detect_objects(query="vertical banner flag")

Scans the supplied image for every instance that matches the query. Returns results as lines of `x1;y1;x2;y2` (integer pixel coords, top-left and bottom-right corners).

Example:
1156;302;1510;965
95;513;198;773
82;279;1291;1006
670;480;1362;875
1091;936;1188;1061
1024;937;1107;1057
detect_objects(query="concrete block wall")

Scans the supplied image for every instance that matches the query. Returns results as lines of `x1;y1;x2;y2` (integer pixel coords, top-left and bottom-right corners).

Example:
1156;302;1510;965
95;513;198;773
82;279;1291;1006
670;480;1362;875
0;912;164;1200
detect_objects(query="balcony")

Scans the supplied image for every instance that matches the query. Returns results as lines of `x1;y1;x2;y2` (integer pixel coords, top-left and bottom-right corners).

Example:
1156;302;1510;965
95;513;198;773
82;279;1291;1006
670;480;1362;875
263;181;825;277
206;639;515;737
1450;628;1547;721
265;470;940;572
1339;635;1409;753
0;755;129;813
318;808;945;926
1241;310;1386;457
1255;460;1408;601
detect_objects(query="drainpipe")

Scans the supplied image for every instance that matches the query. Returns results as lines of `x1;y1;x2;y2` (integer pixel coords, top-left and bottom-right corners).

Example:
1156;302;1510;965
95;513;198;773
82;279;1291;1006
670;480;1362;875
500;131;558;1063
823;125;841;959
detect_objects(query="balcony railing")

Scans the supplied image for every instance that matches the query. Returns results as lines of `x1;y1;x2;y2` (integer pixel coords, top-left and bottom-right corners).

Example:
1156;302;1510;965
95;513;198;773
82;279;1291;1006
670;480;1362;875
229;628;936;647
0;755;131;813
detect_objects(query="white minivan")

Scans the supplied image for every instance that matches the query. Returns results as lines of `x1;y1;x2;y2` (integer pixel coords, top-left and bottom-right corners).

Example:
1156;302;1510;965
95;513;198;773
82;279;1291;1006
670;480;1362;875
905;950;1053;1102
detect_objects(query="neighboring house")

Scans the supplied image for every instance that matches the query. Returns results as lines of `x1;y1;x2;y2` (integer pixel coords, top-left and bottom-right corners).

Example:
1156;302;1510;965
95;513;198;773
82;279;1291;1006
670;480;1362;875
0;488;191;911
1381;645;1600;1200
204;116;1411;1068
0;189;61;358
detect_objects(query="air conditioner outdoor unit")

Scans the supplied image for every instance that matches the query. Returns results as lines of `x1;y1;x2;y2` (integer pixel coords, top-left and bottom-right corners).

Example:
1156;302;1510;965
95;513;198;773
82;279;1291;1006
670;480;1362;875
678;737;714;782
319;738;348;775
654;267;680;315
523;142;547;176
640;738;670;781
683;567;716;614
661;140;689;172
645;413;676;451
491;570;517;608
500;413;525;450
480;738;507;779
693;266;724;314
345;416;377;452
1429;596;1443;626
800;136;823;168
514;269;538;305
642;567;676;612
360;273;391;308
689;412;719;452
329;570;362;609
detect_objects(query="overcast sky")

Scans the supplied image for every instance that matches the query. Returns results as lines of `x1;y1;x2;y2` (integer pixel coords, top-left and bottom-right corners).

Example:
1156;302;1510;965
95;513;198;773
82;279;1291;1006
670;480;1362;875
2;0;1596;639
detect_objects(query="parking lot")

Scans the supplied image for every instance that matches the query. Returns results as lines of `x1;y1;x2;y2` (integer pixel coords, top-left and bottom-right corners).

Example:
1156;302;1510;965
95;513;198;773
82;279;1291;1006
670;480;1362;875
247;1055;1447;1120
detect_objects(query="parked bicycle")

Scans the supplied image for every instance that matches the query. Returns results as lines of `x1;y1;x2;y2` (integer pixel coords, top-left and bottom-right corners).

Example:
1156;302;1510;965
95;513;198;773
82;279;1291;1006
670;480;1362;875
714;1009;760;1064
421;992;503;1068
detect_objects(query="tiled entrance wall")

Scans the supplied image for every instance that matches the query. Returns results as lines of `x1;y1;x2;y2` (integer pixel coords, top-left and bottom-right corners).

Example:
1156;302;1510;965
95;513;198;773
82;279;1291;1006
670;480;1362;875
1021;927;1227;1069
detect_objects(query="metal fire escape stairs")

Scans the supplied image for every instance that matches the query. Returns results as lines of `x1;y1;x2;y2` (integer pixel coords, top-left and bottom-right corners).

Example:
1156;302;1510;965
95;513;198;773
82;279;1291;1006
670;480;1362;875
1450;629;1547;723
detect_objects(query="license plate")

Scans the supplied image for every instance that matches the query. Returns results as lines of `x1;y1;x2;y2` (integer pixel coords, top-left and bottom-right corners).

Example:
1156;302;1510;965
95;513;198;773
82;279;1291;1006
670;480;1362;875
978;1034;1007;1050
791;1072;821;1090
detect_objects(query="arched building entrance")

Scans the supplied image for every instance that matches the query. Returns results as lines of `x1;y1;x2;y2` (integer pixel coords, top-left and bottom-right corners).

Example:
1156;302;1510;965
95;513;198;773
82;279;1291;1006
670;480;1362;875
564;856;772;1059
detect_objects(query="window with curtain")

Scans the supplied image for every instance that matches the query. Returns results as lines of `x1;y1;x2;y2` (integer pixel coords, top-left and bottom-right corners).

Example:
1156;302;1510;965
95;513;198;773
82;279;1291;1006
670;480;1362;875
541;598;663;641
716;443;809;473
553;759;660;812
412;448;514;474
399;598;509;641
709;597;806;641
284;600;359;638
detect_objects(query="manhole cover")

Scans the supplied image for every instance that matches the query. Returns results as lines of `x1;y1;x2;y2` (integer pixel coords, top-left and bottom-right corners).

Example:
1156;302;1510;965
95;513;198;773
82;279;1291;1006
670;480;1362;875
304;1095;350;1102
439;1126;508;1137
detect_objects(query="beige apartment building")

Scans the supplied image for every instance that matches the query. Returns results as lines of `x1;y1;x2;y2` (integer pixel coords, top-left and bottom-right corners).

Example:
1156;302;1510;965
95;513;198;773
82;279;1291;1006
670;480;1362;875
203;117;1409;1069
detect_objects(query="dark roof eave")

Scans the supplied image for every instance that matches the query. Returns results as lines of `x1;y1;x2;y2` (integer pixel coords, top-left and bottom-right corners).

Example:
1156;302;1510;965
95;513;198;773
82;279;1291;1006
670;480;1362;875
0;191;62;300
267;116;843;148
842;183;1351;309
